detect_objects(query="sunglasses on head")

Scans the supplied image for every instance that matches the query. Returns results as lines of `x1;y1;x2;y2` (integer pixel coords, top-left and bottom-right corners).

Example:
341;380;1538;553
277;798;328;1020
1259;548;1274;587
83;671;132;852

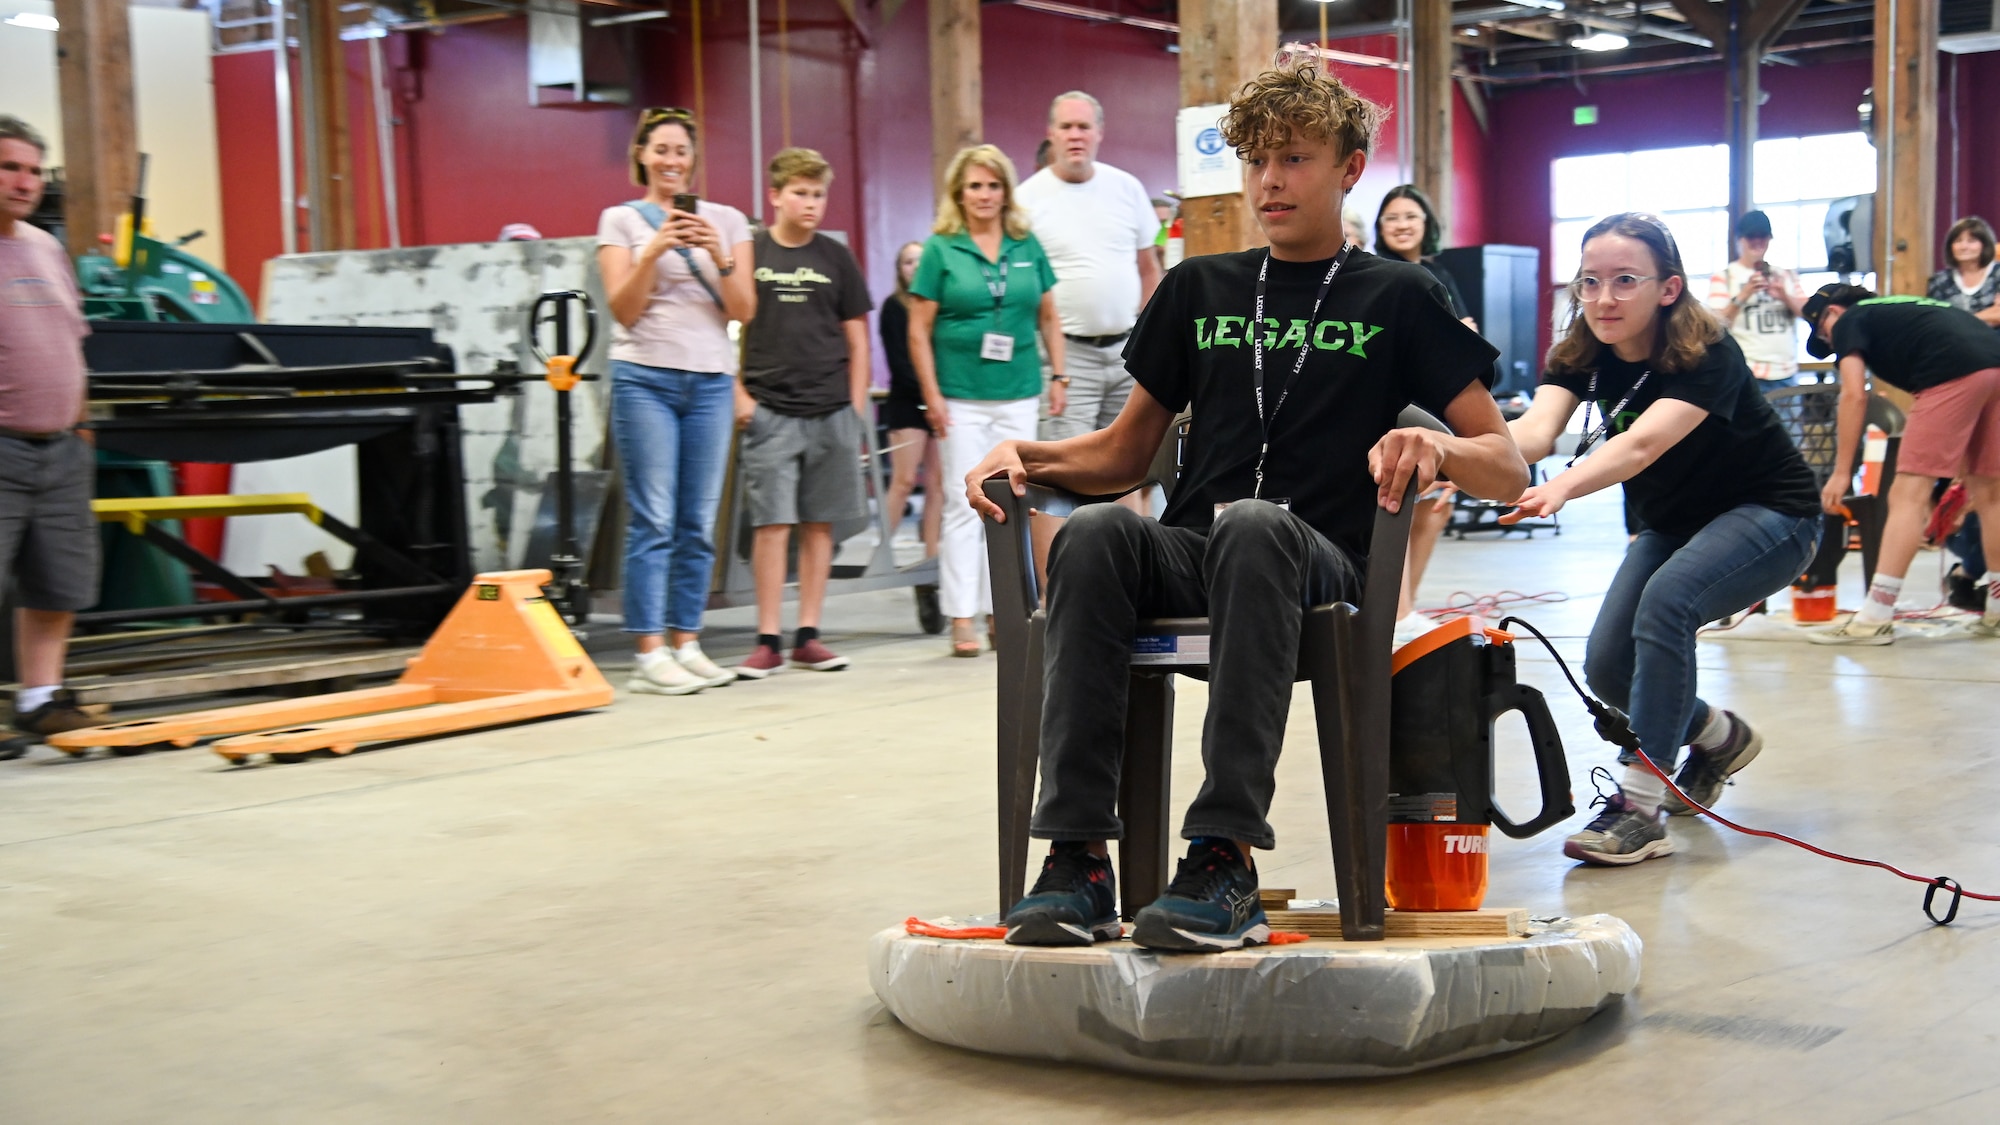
642;106;696;124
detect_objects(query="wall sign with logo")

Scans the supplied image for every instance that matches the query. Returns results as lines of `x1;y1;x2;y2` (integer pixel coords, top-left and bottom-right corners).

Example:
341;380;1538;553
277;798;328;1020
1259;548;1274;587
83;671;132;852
1177;104;1242;199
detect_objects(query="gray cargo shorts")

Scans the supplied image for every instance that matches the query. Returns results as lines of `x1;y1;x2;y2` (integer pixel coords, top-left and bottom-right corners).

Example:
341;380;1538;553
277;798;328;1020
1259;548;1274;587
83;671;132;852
0;432;100;611
741;405;868;527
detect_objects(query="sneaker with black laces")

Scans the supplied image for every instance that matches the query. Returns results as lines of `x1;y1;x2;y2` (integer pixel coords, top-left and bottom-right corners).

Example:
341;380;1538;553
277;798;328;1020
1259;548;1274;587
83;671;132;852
1663;710;1763;816
15;690;97;738
1130;838;1269;952
1968;612;2000;639
1807;616;1895;645
1564;768;1675;866
1003;842;1120;946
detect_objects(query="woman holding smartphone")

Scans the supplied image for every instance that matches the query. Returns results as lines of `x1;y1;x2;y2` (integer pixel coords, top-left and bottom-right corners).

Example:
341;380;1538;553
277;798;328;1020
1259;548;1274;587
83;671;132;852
596;107;757;695
1506;212;1821;867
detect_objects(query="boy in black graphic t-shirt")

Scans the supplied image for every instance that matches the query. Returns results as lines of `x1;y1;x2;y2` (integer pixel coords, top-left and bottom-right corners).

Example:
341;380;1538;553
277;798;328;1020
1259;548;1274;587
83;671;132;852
963;64;1528;951
734;148;874;677
1803;288;2000;643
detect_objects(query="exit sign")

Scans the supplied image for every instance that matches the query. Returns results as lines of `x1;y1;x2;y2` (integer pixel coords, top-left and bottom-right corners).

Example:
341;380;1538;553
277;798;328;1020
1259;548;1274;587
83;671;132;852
1574;106;1599;125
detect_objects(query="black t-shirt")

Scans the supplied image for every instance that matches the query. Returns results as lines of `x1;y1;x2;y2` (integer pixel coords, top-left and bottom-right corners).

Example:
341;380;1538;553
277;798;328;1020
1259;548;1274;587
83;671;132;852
1540;334;1820;538
1828;295;2000;394
1419;258;1470;320
741;230;873;416
879;292;920;403
1126;249;1497;557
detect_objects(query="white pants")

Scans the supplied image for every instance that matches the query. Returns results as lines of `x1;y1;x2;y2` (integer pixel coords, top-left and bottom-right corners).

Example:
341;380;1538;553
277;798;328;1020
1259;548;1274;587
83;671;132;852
938;396;1040;620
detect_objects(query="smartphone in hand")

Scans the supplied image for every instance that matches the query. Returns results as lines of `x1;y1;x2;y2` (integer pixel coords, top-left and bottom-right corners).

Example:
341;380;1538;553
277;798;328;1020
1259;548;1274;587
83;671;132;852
672;192;701;215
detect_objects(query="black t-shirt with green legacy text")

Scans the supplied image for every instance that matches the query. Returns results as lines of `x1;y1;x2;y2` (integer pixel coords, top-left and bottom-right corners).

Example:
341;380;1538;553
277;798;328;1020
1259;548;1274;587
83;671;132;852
1126;249;1497;558
742;230;874;417
1540;334;1820;538
1828;295;2000;394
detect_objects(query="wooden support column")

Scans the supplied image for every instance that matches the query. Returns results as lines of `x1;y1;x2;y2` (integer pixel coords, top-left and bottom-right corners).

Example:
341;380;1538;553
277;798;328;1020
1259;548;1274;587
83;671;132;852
298;0;355;251
53;0;138;258
928;0;980;195
1177;0;1277;257
1672;0;1810;230
1411;0;1453;223
1874;0;1937;296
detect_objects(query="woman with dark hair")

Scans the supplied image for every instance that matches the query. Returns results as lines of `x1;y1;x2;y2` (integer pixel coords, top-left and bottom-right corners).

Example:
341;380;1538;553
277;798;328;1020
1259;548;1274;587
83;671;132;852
1507;212;1822;867
1928;216;2000;325
1373;184;1475;330
595;107;758;695
878;240;942;560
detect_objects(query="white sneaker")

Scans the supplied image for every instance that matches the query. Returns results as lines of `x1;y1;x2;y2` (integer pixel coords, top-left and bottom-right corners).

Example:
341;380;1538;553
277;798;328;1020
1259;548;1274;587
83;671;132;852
672;641;737;687
1807;616;1896;646
629;651;706;695
1968;614;2000;639
1391;614;1435;648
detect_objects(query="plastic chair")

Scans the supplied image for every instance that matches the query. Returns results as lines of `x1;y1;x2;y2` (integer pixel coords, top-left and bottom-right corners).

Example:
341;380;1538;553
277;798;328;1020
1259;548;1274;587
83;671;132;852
980;407;1446;942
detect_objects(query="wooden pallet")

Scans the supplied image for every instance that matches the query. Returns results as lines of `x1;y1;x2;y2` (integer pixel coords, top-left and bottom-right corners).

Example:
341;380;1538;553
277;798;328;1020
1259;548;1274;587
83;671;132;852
12;648;417;707
1257;889;1528;939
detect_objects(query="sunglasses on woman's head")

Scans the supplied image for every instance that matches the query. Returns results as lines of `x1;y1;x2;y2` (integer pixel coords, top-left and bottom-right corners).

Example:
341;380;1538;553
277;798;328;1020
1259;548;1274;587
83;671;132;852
642;107;696;124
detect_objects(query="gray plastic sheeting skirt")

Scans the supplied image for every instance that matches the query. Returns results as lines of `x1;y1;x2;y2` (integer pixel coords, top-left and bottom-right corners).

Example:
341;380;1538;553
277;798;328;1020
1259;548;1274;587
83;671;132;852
868;915;1641;1079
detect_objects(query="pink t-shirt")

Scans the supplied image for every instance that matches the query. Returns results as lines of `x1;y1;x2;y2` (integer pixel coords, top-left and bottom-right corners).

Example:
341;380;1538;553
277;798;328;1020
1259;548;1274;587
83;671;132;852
595;200;752;374
0;222;89;433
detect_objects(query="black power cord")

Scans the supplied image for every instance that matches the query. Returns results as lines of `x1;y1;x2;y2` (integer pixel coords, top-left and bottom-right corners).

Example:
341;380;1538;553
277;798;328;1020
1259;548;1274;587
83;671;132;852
1499;615;1988;926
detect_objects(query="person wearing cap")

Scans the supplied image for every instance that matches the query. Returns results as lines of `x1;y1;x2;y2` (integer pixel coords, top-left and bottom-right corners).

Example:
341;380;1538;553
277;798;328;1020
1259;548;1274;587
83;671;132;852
1802;285;2000;643
1706;210;1808;387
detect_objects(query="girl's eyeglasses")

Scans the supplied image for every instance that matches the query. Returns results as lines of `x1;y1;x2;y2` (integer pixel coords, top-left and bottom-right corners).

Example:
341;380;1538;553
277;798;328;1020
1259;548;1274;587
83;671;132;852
1570;274;1664;301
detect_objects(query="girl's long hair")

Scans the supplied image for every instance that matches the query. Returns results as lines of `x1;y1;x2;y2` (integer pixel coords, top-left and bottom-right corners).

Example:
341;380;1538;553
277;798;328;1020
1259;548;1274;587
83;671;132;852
892;240;923;300
1548;212;1721;377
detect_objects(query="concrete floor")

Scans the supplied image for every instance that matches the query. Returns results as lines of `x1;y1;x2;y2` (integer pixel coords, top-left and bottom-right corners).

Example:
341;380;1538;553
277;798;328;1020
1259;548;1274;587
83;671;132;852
3;488;1997;1123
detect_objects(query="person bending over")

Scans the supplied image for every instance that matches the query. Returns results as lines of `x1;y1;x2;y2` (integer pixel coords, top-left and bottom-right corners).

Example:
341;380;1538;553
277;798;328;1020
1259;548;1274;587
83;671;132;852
1507;213;1822;866
734;148;874;676
965;63;1527;952
1804;287;2000;643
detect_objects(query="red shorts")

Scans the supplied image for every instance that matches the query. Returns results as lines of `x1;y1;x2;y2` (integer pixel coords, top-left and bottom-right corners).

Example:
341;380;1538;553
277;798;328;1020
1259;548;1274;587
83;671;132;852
1899;366;2000;479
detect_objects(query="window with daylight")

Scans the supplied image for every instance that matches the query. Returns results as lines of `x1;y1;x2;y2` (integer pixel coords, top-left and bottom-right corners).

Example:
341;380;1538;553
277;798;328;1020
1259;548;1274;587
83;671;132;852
1549;132;1877;361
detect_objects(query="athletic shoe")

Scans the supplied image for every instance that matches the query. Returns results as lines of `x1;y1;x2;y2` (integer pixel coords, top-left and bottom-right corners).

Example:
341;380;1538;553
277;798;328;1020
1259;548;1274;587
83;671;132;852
1130;838;1270;952
1807;617;1895;645
15;691;98;737
628;652;706;696
0;734;33;761
734;644;785;680
1564;770;1675;866
1003;842;1121;946
1968;614;2000;639
789;638;849;671
1391;613;1435;648
1663;710;1763;816
671;641;736;688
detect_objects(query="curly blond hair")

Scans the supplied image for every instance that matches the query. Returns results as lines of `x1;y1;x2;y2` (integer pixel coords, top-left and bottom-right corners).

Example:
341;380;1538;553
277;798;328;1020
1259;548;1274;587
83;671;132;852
1220;62;1385;160
933;145;1032;240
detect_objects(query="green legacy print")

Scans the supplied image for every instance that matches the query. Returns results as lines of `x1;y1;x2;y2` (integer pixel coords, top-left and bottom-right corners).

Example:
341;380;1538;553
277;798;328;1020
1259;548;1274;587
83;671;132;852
1194;316;1387;358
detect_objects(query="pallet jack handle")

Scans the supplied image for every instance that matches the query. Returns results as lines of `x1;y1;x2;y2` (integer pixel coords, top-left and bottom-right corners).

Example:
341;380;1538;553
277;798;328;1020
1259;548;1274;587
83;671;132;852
527;289;601;626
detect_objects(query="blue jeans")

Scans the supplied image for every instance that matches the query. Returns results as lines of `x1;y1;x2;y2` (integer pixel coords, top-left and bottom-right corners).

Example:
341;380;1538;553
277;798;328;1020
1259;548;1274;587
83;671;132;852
609;360;734;635
1584;504;1820;771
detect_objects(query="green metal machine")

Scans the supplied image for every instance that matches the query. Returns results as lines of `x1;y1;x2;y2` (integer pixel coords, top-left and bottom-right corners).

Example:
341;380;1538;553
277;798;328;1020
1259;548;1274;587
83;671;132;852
75;155;256;324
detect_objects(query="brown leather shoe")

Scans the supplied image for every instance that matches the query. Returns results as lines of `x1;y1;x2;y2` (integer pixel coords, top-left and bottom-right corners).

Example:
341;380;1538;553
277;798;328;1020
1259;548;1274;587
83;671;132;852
15;691;98;737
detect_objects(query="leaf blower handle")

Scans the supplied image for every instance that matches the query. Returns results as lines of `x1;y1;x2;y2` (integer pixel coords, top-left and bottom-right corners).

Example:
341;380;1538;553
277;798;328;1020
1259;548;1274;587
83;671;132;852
1485;682;1576;839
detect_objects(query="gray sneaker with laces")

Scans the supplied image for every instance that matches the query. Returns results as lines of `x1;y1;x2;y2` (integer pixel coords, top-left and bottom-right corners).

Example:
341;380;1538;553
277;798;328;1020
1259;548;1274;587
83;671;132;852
1564;768;1675;866
1663;710;1763;816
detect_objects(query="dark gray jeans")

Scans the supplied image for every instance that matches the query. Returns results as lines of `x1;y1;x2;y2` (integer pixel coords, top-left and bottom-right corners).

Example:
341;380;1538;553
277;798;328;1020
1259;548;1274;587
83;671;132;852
1029;499;1362;849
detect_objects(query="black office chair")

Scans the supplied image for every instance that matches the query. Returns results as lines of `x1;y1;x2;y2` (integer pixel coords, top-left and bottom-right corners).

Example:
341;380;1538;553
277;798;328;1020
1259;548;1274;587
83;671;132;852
979;406;1447;942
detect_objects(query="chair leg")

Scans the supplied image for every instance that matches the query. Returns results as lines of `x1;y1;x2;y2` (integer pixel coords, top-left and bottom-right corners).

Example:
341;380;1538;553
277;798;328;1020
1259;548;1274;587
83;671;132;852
997;614;1046;916
1303;607;1388;941
1116;670;1174;921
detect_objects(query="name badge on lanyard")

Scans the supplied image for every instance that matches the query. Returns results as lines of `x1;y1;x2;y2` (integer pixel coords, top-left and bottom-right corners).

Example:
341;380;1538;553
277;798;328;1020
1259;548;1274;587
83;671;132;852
977;246;1015;364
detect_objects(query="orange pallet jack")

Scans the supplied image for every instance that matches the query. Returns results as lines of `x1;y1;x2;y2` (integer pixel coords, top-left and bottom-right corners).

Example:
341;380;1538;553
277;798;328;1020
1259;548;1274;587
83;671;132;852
48;569;613;763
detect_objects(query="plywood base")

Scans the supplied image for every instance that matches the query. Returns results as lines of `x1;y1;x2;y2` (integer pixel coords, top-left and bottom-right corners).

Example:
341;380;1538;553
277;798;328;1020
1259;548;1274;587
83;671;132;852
1256;888;1528;938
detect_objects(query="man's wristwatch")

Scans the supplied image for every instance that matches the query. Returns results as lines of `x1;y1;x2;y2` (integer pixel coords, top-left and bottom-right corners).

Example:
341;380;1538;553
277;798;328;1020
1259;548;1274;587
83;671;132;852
1050;374;1070;386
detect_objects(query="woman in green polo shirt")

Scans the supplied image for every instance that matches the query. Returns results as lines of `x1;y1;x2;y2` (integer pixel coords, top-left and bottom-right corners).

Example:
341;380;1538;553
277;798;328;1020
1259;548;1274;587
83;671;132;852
907;143;1065;656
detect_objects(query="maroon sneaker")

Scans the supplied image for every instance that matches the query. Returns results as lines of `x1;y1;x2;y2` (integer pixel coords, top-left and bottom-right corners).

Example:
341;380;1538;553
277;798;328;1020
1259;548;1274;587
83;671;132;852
789;638;850;671
735;644;785;680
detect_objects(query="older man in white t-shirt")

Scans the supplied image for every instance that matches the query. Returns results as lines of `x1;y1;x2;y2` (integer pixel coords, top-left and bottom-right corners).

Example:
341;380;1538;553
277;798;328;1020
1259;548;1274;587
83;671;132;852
1016;91;1163;443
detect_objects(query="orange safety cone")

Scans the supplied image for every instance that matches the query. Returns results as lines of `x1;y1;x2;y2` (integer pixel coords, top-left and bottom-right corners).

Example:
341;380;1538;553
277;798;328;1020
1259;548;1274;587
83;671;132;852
48;570;614;762
1858;424;1887;496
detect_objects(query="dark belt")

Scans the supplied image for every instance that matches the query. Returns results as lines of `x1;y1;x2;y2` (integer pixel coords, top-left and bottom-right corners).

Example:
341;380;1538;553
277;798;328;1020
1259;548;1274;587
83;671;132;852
0;426;74;444
1063;331;1130;349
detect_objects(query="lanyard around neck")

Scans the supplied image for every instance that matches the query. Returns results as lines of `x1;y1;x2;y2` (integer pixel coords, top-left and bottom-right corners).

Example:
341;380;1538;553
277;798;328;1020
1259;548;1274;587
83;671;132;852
969;240;1011;314
1569;368;1652;468
1250;244;1351;498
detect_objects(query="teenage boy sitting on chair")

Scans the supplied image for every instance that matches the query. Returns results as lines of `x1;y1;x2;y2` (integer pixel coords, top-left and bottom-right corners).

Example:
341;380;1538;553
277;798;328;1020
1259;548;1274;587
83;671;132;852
962;63;1530;953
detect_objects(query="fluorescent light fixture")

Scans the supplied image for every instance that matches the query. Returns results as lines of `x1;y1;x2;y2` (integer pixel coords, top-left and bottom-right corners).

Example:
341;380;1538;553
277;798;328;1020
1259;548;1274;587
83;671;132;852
4;12;59;29
1571;32;1629;51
